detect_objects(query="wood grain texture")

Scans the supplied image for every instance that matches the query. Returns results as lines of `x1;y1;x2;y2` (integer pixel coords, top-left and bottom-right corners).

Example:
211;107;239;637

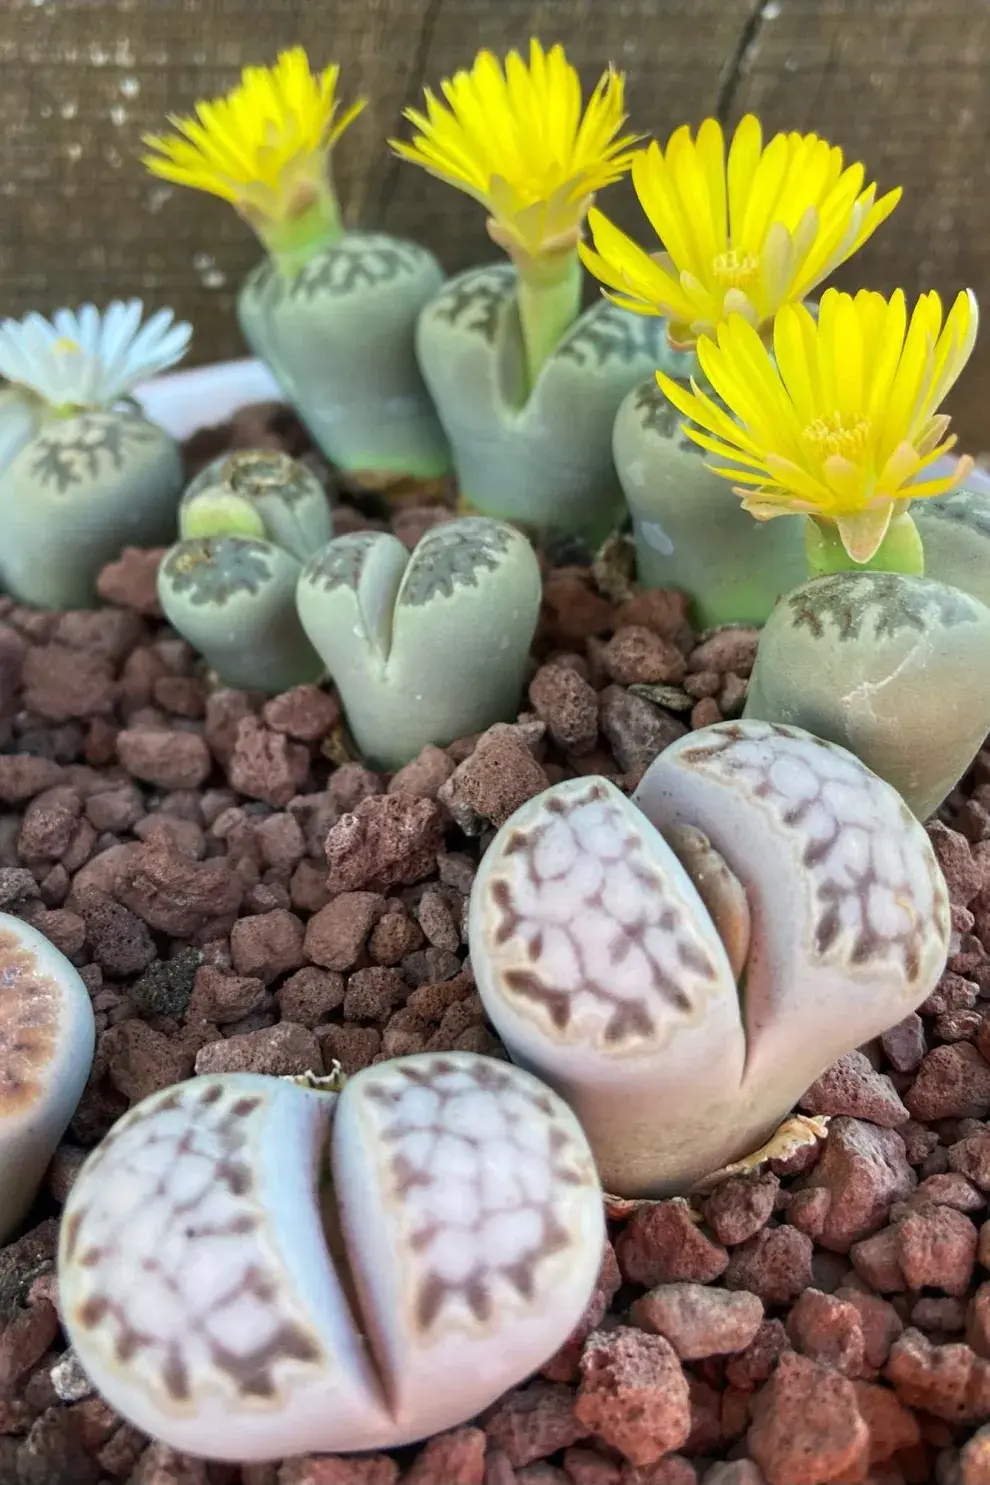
0;0;987;448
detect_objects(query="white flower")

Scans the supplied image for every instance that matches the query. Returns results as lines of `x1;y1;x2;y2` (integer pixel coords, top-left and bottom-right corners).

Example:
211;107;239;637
0;299;192;411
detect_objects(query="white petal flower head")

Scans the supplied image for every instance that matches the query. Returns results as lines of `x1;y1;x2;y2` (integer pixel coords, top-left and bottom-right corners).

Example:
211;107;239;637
0;300;192;412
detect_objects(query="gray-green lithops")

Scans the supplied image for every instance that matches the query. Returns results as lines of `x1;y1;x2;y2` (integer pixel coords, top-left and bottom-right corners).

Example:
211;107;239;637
910;484;990;609
58;1053;603;1461
743;570;990;819
0;912;95;1241
180;448;333;562
613;376;806;628
0;409;183;609
415;264;668;540
238;234;451;480
157;536;323;693
296;517;542;769
470;720;949;1196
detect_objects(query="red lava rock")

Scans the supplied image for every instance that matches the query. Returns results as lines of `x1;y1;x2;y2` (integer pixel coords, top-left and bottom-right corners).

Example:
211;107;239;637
797;1117;916;1252
851;1378;921;1466
598;687;687;774
204;689;258;765
968;1281;990;1358
387;745;456;801
19;786;82;861
620;1457;698;1483
262;684;339;741
101;1021;196;1103
368;909;425;965
785;1287;865;1377
229;716;310;807
747;1351;869;1485
834;1286;904;1372
616;1200;729;1286
439;729;550;830
0;1299;59;1387
614;589;689;643
698;1465;766;1485
77;893;156;977
885;1327;990;1420
784;1186;831;1240
881;1014;927;1073
688;628;760;676
327;762;383;811
402;1428;485;1485
319;1023;381;1074
724;1225;814;1308
799;1050;909;1127
631;1283;764;1359
542;573;615;643
896;1204;978;1294
22;643;115;721
187;966;269;1024
849;1224;907;1294
927;821;984;905
255;812;306;871
703;1173;779;1246
949;1126;990;1190
343;966;408;1022
724;1319;790;1391
912;1294;967;1332
117;726;211;790
561;1445;623;1485
276;966;345;1025
325;795;445;892
304;891;386;970
575;1327;691;1467
528;664;599;754
117;840;242;936
690;698;722;730
0;754;65;803
279;1456;398;1485
230;908;306;983
194;1021;323;1077
960;1424;990;1484
602;626;687;687
97;546;166;615
903;1170;985;1212
485;1383;586;1468
923;970;980;1015
906;1044;990;1120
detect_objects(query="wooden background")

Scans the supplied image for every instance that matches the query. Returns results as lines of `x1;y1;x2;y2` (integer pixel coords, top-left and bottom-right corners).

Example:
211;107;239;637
1;0;988;450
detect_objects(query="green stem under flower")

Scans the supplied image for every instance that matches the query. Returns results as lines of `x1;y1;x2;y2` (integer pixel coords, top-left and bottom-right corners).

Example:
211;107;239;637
804;511;925;579
515;248;583;399
253;179;345;279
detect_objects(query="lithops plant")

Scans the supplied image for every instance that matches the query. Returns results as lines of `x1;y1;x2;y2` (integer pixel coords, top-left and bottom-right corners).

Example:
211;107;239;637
744;571;990;820
416;265;667;538
179;449;333;563
395;41;656;539
144;49;450;482
157;537;323;693
470;719;949;1197
0;912;95;1242
910;483;990;609
296;517;542;769
578;116;899;620
58;1052;603;1462
612;376;806;627
0;300;189;607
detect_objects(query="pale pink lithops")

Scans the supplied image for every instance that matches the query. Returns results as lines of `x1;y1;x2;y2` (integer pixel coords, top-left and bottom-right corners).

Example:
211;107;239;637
469;776;745;1195
58;1053;603;1462
0;911;95;1241
470;721;950;1197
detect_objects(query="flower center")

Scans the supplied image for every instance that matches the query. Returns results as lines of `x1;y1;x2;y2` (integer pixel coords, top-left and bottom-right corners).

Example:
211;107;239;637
803;412;872;460
712;250;760;290
52;337;81;355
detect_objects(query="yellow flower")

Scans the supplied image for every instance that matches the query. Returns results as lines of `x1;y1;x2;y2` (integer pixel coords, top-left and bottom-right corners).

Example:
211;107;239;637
656;286;978;562
579;115;901;348
389;39;639;263
142;48;365;229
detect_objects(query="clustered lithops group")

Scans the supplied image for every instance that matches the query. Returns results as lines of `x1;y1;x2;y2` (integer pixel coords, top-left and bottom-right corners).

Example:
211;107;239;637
0;26;987;1475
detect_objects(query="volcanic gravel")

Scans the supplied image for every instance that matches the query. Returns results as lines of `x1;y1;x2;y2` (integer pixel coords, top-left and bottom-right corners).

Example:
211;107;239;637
1;400;990;1484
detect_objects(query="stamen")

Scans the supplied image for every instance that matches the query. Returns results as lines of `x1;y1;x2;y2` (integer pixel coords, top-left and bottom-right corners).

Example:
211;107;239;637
52;337;81;355
803;411;872;460
712;250;760;290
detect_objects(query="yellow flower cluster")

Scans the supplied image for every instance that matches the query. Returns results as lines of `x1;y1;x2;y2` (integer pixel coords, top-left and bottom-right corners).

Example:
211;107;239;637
143;44;978;559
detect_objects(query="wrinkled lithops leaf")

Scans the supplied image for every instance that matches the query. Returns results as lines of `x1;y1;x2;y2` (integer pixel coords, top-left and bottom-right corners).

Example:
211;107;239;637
180;449;332;562
469;776;746;1195
59;1074;388;1461
635;719;950;1094
296;518;541;769
332;1052;603;1441
0;912;95;1241
60;1054;604;1462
